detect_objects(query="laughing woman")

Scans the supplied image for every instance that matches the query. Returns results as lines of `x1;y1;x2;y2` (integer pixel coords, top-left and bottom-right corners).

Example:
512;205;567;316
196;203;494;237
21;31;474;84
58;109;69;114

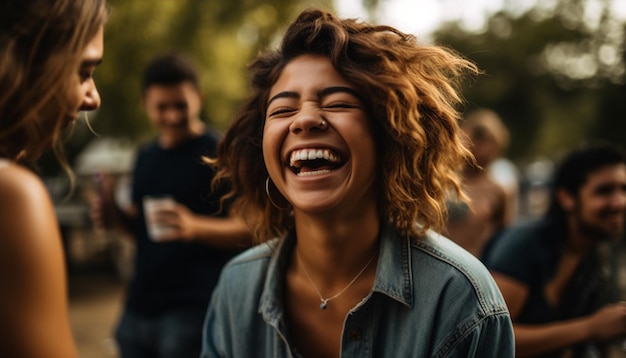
202;8;514;358
0;1;108;357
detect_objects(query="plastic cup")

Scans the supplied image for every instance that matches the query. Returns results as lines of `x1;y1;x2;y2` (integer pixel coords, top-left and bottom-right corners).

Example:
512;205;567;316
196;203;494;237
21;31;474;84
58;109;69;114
143;195;177;241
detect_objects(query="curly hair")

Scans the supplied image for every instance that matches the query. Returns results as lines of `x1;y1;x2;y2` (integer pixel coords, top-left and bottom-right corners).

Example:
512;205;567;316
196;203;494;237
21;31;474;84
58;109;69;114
211;8;478;243
0;0;109;162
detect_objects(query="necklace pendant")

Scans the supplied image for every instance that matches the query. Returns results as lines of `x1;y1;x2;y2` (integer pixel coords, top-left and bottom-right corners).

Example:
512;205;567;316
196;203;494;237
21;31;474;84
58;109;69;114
320;300;328;310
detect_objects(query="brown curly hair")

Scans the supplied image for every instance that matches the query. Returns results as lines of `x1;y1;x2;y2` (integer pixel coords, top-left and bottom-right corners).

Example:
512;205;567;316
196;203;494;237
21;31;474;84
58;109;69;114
210;8;478;243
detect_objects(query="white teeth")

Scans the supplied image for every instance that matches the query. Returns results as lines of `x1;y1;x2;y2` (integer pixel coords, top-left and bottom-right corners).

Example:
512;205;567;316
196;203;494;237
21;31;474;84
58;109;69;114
297;169;331;177
289;148;340;168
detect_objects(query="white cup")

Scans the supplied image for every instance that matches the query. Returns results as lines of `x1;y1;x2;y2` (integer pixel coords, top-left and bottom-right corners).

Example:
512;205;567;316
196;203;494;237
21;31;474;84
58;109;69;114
143;195;177;241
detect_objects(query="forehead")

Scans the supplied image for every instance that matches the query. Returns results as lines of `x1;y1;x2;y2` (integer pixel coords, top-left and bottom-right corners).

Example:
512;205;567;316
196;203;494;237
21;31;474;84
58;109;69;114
143;82;199;104
269;55;354;96
82;26;104;61
580;163;626;192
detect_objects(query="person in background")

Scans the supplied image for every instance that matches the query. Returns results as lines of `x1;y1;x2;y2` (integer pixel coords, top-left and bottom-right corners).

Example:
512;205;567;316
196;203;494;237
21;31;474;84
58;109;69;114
93;53;251;358
445;108;515;259
0;0;108;357
485;142;626;357
201;8;514;357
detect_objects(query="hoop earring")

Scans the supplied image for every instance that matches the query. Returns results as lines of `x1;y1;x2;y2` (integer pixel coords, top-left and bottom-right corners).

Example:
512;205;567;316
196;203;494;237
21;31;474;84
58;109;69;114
265;177;290;210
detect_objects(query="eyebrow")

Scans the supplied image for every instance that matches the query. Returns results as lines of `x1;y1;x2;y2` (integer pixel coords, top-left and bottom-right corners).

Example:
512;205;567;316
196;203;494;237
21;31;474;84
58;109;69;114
81;58;103;67
267;86;361;107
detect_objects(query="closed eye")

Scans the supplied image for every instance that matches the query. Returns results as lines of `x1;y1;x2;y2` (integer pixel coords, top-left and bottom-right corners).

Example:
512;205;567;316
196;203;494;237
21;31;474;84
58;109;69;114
324;102;360;110
268;107;296;117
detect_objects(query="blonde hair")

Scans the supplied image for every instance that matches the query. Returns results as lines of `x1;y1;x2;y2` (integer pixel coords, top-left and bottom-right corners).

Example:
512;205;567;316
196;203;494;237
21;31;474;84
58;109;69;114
0;0;109;162
211;9;478;242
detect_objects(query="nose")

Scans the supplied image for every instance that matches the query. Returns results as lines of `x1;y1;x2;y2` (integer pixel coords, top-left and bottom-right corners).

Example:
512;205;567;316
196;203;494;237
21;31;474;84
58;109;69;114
289;105;327;134
80;80;101;111
162;107;184;125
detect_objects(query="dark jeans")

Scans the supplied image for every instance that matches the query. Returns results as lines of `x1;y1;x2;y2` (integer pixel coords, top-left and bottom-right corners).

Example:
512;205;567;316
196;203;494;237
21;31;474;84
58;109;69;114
115;308;206;358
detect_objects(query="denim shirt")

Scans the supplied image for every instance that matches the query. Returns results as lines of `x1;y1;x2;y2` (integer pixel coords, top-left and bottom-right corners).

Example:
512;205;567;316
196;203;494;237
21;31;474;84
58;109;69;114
202;223;514;357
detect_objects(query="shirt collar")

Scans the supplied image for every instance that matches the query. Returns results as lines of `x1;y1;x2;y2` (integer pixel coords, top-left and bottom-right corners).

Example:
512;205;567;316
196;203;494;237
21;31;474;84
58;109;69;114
371;222;413;308
259;222;415;323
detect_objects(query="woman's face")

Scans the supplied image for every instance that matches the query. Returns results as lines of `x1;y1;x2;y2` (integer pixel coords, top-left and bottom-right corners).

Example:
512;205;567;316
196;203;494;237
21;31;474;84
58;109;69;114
262;54;378;216
68;25;103;120
36;24;104;156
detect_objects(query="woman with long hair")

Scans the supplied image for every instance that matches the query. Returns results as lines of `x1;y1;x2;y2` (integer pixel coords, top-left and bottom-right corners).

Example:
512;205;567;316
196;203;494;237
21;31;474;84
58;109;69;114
0;0;109;356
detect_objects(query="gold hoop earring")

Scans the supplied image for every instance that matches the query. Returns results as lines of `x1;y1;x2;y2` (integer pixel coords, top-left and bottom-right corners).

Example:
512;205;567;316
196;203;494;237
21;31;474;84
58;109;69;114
265;177;290;210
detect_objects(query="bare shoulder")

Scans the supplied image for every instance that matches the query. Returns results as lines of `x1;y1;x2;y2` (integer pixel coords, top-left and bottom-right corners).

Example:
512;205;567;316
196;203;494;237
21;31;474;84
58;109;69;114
0;163;77;357
0;163;50;203
0;163;59;251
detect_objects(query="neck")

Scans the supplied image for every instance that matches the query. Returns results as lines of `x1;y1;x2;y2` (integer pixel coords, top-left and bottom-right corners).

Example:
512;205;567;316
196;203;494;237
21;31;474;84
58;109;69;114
294;208;380;280
565;218;593;254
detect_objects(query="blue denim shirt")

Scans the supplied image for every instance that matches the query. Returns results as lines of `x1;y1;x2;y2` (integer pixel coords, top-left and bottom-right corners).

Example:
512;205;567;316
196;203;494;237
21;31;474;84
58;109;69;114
202;223;514;357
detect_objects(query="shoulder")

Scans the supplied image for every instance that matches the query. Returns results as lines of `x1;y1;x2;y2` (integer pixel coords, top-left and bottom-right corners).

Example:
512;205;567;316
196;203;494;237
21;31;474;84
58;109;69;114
407;232;513;354
414;231;494;287
202;129;222;144
0;165;74;358
136;139;159;156
208;241;276;320
195;131;220;153
0;164;51;208
215;241;275;291
413;231;507;314
0;163;63;277
225;241;275;268
482;219;555;286
485;220;547;261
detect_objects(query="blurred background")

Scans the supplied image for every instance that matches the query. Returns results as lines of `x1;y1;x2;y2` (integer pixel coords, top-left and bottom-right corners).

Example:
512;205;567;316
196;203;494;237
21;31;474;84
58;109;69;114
38;0;625;356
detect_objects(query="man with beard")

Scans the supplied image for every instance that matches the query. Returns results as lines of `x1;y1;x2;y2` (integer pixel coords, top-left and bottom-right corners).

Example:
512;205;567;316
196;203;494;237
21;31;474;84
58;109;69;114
485;142;626;357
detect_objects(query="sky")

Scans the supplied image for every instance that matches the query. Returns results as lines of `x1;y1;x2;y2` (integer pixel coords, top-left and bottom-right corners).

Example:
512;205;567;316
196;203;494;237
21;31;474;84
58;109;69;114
336;0;626;37
336;0;514;37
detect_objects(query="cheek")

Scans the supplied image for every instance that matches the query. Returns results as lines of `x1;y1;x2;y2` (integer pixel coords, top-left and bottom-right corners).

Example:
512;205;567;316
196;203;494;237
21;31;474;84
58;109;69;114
262;123;281;169
582;198;605;216
348;124;378;173
69;80;84;110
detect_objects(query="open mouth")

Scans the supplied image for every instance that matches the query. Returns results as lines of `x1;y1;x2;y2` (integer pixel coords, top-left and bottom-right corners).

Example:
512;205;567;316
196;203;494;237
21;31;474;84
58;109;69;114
288;148;344;176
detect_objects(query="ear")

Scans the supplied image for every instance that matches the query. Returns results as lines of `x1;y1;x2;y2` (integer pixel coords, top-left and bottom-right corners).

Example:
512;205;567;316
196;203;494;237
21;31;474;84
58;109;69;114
556;188;575;212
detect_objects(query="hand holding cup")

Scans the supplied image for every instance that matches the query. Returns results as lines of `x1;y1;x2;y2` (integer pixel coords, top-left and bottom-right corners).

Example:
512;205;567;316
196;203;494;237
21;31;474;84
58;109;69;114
143;195;178;242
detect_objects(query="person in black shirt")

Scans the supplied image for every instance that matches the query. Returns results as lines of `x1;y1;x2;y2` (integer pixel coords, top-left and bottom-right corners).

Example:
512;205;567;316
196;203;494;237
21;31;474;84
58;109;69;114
94;53;251;358
485;143;626;357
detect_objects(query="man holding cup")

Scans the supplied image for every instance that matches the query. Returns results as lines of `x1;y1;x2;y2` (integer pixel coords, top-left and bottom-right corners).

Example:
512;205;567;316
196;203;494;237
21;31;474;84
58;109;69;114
94;53;250;358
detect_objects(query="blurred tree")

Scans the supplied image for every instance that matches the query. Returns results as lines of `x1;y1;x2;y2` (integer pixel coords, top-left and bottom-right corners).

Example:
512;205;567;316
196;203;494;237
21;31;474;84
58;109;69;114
433;0;625;161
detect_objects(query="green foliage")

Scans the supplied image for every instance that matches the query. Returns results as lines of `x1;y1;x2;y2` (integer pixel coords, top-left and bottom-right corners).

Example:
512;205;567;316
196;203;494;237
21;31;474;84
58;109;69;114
433;0;625;161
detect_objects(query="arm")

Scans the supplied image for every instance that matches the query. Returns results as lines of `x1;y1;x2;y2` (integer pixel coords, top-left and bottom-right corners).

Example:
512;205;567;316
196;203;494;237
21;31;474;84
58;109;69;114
152;204;252;249
492;272;626;357
90;171;137;237
0;165;78;358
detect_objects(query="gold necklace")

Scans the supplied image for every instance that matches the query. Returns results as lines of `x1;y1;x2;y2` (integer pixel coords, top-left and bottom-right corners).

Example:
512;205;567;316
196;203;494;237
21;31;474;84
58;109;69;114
297;250;377;310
